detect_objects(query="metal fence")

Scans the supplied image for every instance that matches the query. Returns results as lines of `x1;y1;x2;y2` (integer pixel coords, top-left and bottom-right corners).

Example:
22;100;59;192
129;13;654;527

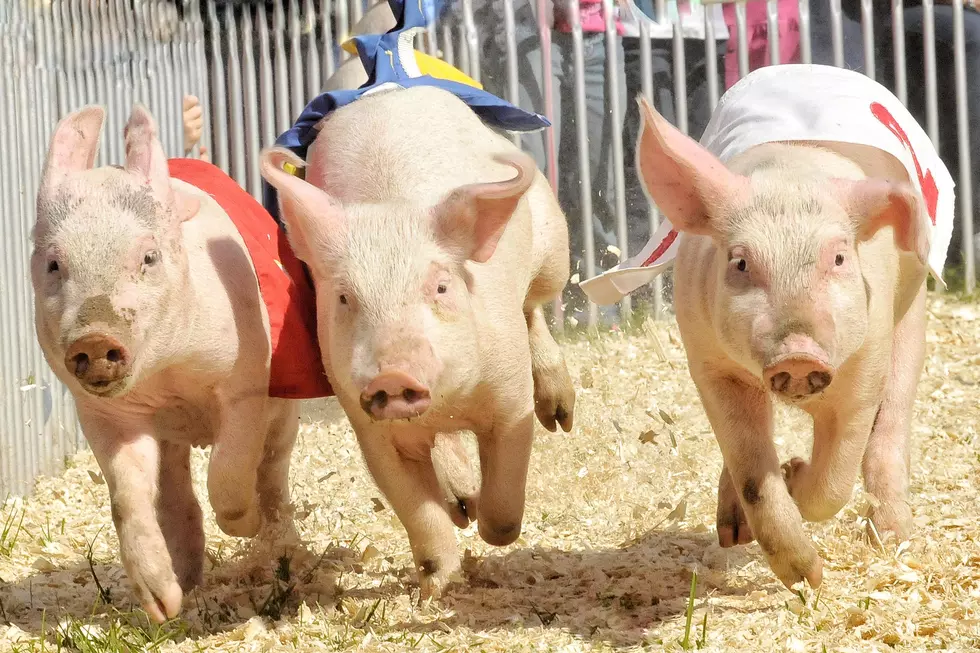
1;0;977;497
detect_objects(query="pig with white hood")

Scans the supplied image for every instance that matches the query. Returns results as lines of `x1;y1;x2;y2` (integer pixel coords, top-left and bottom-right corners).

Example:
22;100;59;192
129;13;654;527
583;64;953;590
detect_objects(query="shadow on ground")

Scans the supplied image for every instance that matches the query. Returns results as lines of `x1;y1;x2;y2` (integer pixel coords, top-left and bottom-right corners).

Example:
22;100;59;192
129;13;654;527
0;522;762;649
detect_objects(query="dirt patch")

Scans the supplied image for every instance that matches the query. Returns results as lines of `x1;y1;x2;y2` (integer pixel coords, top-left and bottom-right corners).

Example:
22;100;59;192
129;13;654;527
1;295;978;652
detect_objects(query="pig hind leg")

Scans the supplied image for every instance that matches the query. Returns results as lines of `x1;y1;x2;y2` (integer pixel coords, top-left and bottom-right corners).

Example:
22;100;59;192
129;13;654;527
716;464;755;546
431;432;479;529
525;305;575;432
255;399;301;528
861;282;926;542
356;426;461;599
156;441;205;592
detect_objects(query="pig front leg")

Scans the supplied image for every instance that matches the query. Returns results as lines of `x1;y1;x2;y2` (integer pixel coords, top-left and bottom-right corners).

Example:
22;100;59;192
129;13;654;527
476;411;535;547
525;304;575;433
79;410;183;623
354;424;461;599
156;442;205;592
696;369;823;589
208;390;271;538
782;399;880;526
861;282;927;541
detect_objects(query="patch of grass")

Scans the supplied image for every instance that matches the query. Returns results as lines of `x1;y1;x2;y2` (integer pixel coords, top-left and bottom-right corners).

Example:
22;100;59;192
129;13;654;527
680;569;707;650
85;526;112;605
6;609;184;653
1;503;26;557
255;553;296;621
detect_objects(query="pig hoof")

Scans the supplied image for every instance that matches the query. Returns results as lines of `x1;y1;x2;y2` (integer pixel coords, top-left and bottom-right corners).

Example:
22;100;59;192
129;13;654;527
478;520;521;546
867;500;913;544
133;570;183;624
716;469;754;546
448;495;478;529
781;457;809;497
216;506;261;538
770;546;823;591
531;357;576;433
417;558;463;601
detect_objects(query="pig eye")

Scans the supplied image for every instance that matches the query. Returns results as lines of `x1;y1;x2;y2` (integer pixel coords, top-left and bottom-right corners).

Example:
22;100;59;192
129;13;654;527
143;250;161;267
47;260;59;274
339;294;348;305
735;258;747;272
437;283;448;294
835;253;845;266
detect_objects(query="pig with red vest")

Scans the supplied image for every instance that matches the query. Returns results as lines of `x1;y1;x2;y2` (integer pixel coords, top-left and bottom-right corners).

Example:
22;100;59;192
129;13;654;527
30;104;333;622
584;64;954;590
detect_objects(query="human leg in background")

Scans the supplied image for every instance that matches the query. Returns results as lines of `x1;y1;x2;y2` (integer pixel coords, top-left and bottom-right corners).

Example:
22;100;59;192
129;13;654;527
553;30;626;321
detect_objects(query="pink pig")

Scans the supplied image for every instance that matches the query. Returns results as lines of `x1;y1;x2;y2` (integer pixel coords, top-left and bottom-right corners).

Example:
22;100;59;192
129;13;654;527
260;85;576;598
31;105;310;622
634;96;931;589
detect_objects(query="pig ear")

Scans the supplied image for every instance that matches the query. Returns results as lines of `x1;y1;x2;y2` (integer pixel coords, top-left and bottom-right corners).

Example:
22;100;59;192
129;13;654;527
124;104;199;223
433;151;536;264
259;146;344;264
41;105;106;187
834;178;929;267
635;95;750;236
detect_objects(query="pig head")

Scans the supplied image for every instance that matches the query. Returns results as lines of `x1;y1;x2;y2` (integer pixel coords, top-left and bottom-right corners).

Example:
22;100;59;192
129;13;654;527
634;97;928;400
32;105;200;398
259;146;535;424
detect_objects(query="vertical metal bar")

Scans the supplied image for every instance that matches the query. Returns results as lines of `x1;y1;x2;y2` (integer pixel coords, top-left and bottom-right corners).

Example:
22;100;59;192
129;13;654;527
257;1;276;148
952;0;975;292
92;1;110;162
304;0;321;100
190;0;212;157
830;0;844;68
893;0;907;106
207;0;229;172
799;0;812;64
321;0;335;79
704;8;719;110
162;2;179;156
351;0;363;26
638;19;663;320
143;2;163;158
568;0;597;328
767;0;780;65
923;0;940;148
502;0;521;147
273;0;292;134
460;0;480;83
335;0;349;62
441;22;455;66
536;0;557;192
52;0;68;119
735;1;749;78
603;0;629;323
224;3;246;189
289;0;305;118
0;18;16;493
241;6;262;200
860;0;875;80
672;10;688;136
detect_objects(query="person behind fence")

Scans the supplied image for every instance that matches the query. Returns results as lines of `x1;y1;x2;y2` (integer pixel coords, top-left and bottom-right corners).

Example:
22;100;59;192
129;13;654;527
619;0;728;299
471;0;626;322
810;0;980;279
720;0;800;90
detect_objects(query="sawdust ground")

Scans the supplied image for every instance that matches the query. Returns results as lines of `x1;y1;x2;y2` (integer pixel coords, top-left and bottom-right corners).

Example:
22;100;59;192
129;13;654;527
0;295;978;652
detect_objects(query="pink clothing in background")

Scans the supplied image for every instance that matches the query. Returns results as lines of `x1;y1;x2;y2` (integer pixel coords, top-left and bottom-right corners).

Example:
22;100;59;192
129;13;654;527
722;0;801;90
553;0;624;34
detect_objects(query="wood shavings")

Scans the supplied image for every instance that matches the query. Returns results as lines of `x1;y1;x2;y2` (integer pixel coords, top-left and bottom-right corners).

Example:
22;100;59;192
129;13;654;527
0;296;978;651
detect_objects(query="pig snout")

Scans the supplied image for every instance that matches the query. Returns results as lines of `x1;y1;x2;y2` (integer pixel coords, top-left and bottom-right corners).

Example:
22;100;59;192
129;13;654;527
65;334;132;393
764;356;833;398
359;369;432;420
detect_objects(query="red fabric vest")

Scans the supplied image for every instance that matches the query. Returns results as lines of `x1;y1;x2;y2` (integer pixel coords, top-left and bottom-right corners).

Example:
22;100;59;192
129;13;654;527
167;158;334;399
